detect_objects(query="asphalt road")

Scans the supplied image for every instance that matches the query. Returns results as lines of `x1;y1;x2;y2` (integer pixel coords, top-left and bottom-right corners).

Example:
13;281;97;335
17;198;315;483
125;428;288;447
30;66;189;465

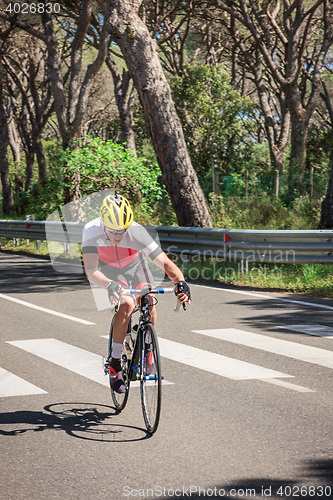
1;252;333;500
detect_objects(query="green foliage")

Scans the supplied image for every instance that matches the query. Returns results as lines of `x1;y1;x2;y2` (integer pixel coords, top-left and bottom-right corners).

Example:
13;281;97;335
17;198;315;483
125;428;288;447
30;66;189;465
171;63;256;180
208;193;322;230
63;136;163;216
306;124;333;171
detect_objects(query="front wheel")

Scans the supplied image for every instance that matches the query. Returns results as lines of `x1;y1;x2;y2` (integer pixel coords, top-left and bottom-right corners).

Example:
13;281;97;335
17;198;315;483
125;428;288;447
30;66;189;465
140;323;162;434
109;316;130;411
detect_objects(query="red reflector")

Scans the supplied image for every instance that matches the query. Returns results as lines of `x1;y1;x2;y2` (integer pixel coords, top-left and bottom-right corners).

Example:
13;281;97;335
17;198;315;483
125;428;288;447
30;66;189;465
224;234;230;243
25;223;30;229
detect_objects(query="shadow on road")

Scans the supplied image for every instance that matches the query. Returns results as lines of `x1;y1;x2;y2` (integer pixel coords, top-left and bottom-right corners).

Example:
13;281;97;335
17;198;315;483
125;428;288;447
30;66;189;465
0;254;89;294
0;402;150;442
158;458;333;499
226;297;333;335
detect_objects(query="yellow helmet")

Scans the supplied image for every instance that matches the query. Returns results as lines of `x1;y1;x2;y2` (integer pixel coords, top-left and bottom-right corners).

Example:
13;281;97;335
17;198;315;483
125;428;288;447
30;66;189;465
100;194;134;230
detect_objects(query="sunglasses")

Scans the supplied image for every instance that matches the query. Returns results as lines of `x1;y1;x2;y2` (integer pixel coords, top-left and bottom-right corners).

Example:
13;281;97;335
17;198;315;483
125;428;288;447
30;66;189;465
105;227;127;236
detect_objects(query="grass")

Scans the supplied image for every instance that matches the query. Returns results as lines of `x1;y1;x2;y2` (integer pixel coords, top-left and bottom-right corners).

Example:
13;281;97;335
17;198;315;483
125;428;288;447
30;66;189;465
173;256;333;298
0;238;50;257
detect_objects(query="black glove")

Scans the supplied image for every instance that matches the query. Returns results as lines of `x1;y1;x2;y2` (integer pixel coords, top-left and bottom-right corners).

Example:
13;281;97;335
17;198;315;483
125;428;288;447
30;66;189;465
106;281;122;300
175;281;191;301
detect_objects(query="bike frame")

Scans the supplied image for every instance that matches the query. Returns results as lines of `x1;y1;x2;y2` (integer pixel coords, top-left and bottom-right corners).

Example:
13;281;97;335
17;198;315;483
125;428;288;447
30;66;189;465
106;287;177;379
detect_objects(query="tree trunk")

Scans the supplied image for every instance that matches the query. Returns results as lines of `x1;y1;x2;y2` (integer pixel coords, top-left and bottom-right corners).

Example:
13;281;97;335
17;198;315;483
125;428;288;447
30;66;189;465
119;83;137;154
0;57;13;215
319;81;333;229
7;110;21;165
24;147;35;191
33;133;47;184
20;104;34;190
319;152;333;229
105;54;137;154
107;1;212;227
287;89;308;172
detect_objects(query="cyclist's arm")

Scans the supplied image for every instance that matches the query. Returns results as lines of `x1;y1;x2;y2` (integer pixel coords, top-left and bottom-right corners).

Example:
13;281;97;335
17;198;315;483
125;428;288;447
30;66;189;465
152;252;191;304
82;252;113;289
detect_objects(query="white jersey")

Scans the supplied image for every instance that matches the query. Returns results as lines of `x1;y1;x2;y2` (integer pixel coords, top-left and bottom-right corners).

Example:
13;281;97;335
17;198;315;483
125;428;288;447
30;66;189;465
81;218;162;268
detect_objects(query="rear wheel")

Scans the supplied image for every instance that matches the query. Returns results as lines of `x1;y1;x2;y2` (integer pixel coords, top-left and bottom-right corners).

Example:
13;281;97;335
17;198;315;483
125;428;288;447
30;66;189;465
140;323;161;434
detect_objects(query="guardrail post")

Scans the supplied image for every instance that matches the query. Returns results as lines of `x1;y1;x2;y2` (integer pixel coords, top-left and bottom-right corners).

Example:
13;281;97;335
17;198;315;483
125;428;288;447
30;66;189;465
26;214;35;245
64;242;70;254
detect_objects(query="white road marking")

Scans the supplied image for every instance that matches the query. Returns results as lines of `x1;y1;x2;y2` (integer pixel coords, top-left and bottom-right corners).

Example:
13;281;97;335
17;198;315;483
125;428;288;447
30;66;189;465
0;367;47;397
192;328;333;370
0;293;95;325
257;379;313;393
158;337;292;380
279;324;333;338
194;284;333;311
7;339;173;388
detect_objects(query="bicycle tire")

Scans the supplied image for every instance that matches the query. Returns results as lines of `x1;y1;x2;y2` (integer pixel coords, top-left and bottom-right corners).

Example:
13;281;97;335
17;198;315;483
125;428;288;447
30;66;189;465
139;323;161;434
109;316;130;411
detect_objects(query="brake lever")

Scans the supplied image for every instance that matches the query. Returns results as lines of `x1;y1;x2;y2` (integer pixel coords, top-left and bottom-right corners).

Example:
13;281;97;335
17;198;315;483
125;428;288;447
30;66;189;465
174;298;187;312
114;289;122;313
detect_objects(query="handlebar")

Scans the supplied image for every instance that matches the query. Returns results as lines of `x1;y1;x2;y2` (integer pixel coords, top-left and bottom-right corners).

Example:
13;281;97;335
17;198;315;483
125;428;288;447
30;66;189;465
114;286;187;312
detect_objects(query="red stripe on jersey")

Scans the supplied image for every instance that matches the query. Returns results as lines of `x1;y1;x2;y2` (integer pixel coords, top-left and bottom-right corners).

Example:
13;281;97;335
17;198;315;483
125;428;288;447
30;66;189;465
98;246;140;268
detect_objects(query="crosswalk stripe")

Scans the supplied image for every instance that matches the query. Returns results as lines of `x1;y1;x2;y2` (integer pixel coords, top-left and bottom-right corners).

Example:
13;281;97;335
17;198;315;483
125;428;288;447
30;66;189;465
279;324;333;338
6;339;173;388
0;367;47;397
158;337;292;380
258;378;313;392
192;329;333;370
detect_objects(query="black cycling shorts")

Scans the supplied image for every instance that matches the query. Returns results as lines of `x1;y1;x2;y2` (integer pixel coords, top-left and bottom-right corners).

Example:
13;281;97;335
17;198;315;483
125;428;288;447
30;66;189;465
99;253;154;290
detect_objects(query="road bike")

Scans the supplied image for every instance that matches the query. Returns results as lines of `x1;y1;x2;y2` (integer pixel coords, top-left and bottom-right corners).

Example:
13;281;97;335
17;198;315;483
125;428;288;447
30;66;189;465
103;286;182;434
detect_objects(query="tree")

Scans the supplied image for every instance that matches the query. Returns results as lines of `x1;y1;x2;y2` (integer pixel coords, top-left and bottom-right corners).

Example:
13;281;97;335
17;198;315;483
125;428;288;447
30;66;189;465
0;0;112;202
210;0;333;181
105;0;212;227
3;35;54;186
0;30;13;215
319;76;333;228
171;63;255;182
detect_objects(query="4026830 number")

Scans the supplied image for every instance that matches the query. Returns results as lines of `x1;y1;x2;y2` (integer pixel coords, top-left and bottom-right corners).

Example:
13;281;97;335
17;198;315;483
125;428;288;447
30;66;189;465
5;3;60;14
277;485;332;497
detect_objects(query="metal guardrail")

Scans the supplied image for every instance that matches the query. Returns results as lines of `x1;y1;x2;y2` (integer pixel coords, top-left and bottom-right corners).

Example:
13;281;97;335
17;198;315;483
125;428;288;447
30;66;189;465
0;219;333;264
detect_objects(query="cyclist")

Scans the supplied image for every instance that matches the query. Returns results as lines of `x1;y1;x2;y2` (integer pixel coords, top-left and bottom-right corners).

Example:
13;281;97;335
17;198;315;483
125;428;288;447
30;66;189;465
82;194;191;393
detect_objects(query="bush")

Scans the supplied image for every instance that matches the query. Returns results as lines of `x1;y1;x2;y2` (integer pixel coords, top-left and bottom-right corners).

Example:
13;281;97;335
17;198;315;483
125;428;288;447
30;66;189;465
63;136;163;216
210;194;292;229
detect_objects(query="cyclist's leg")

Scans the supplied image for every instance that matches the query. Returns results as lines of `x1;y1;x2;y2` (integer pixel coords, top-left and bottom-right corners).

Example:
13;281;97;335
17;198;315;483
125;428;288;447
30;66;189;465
99;266;135;344
131;255;157;326
112;293;135;343
108;277;134;394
